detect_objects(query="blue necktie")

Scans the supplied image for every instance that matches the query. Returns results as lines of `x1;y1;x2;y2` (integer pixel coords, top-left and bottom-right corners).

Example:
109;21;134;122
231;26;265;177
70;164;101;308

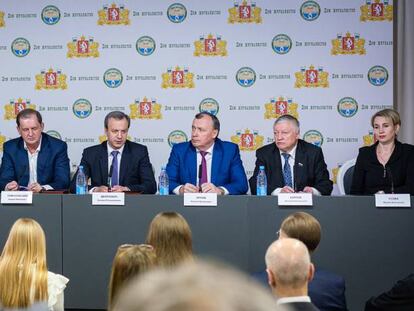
111;150;119;186
282;153;293;188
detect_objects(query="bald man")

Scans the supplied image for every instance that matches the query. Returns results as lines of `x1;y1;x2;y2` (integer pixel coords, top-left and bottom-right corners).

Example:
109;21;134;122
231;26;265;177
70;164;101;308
265;238;319;311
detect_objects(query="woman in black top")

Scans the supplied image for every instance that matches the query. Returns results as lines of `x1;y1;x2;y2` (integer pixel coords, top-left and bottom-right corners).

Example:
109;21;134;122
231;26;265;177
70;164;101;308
350;109;414;195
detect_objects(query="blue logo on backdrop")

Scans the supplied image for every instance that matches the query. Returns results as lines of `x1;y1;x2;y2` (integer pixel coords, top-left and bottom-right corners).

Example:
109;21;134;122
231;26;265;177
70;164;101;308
41;5;61;25
167;3;187;23
300;1;321;21
11;38;30;57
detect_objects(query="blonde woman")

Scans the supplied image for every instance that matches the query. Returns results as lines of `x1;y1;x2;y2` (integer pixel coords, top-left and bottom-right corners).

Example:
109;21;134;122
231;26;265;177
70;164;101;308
0;218;68;311
108;244;156;310
351;109;414;195
146;212;193;267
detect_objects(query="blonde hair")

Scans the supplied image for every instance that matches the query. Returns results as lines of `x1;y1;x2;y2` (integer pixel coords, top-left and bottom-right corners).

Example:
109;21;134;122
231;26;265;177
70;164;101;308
108;244;156;310
371;109;401;128
146;212;192;267
0;218;48;308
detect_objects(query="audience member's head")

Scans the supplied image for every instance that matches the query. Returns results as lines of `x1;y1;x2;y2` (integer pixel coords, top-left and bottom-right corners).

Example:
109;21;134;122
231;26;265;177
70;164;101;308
108;244;156;310
113;260;276;311
146;212;192;267
279;212;321;254
0;218;48;308
265;238;314;298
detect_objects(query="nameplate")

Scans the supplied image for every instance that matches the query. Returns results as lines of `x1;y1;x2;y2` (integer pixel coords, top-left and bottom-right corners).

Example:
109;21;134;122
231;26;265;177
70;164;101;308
278;193;313;206
184;193;217;206
92;193;125;206
375;194;411;207
1;191;33;204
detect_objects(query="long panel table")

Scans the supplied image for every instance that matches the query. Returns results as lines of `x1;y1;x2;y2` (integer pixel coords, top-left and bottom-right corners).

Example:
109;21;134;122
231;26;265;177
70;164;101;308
1;195;413;310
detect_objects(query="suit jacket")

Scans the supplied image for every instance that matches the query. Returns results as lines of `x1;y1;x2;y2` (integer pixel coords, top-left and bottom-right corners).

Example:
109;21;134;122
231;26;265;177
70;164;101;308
249;140;333;195
350;141;414;195
365;274;414;311
277;302;320;311
165;138;248;194
253;268;347;311
69;140;156;194
0;133;70;190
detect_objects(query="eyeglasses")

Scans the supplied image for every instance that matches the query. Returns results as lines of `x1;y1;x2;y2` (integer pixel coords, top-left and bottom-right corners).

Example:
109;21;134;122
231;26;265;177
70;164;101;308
119;243;154;251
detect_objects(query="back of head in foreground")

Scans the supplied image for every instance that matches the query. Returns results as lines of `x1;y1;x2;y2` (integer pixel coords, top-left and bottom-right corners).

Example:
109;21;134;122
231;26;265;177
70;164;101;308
265;238;314;298
280;212;321;254
145;212;192;267
113;260;276;311
108;244;156;310
0;218;48;308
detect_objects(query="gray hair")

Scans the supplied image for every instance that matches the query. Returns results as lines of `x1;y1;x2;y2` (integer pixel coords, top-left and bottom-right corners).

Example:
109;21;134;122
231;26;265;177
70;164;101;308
273;115;300;133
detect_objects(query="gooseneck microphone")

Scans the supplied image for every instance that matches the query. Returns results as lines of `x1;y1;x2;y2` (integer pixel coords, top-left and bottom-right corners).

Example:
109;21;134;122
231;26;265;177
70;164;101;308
108;163;114;189
198;164;202;190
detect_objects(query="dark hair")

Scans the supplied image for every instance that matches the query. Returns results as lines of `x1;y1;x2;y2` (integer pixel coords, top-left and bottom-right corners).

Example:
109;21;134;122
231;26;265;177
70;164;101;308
104;111;131;129
16;109;42;127
195;112;220;136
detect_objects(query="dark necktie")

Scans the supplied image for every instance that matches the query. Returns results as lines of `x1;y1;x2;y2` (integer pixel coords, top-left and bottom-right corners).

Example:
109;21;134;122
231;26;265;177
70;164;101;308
199;151;208;186
111;150;119;186
282;153;293;188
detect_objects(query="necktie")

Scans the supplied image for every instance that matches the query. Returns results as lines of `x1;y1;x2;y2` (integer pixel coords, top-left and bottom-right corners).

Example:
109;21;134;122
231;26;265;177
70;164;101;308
199;151;208;186
110;150;119;187
282;153;293;188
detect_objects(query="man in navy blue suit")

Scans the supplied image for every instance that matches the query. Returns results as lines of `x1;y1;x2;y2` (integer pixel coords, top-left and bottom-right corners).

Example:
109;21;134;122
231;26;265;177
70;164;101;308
166;112;248;195
69;111;156;194
255;212;348;311
0;108;70;192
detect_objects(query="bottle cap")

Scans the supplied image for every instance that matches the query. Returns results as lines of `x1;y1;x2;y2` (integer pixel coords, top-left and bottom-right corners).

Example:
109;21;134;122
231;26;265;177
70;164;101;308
259;165;264;170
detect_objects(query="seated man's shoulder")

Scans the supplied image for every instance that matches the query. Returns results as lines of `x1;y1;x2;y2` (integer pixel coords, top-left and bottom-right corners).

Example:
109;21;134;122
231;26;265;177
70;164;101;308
313;268;345;287
125;140;148;152
3;137;20;150
45;133;67;148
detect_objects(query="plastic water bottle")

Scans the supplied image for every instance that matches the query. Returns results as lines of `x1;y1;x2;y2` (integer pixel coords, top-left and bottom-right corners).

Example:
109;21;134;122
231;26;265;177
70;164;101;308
256;165;267;196
159;166;169;195
76;165;87;195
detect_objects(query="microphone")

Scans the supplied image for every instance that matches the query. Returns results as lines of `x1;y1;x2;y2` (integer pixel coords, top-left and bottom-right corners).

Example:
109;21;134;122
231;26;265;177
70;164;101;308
108;163;114;189
18;165;29;190
293;162;304;192
386;167;394;194
198;164;202;189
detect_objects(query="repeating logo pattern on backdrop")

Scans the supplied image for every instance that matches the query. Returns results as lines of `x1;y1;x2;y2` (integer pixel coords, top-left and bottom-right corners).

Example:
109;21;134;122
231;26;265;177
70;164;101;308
0;134;5;152
162;66;194;89
41;5;61;25
295;65;329;88
103;68;123;88
35;69;67;90
331;32;366;55
73;99;92;119
4;98;36;120
194;34;227;57
337;97;358;118
231;129;264;151
98;4;130;25
136;36;156;56
67;36;100;58
130;97;162;120
0;11;5;27
303;130;323;147
272;34;292;55
228;0;262;24
300;1;321;21
264;97;299;119
11;38;30;57
236;67;256;87
168;130;188;147
360;0;393;22
167;3;187;23
199;98;219;116
367;65;388;86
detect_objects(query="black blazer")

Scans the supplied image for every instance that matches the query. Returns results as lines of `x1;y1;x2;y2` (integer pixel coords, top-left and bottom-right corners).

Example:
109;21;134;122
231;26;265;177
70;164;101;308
70;141;156;194
249;140;333;195
350;141;414;195
365;274;414;311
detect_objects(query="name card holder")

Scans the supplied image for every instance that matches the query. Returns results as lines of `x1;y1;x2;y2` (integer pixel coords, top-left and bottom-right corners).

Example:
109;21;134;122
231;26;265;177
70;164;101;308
1;191;33;204
184;193;217;206
375;194;411;207
278;193;313;206
92;192;125;206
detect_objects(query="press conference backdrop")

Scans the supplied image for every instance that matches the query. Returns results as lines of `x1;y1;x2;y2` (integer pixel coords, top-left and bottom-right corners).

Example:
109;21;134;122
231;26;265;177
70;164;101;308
0;0;393;193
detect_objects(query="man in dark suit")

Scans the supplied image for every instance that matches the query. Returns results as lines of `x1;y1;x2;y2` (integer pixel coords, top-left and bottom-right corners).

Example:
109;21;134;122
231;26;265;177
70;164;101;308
70;111;156;193
249;114;332;195
166;112;248;195
0;108;70;192
365;274;414;311
266;238;319;311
